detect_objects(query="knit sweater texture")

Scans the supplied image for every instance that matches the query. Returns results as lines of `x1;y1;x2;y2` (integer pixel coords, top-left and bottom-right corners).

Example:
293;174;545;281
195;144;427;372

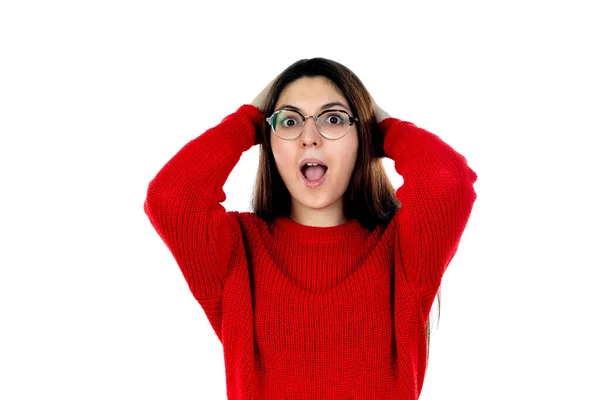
143;104;478;399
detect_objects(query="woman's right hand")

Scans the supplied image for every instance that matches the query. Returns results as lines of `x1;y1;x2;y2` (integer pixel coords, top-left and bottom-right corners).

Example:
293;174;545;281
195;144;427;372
251;78;276;113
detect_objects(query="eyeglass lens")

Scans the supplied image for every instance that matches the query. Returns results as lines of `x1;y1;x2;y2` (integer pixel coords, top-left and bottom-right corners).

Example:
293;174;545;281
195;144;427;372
272;109;351;139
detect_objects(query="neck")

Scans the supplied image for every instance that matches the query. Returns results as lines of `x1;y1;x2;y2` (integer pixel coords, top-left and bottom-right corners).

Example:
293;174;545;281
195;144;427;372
289;197;348;227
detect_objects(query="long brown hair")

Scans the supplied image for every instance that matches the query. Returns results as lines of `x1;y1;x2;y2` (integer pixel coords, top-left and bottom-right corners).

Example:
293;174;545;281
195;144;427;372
251;57;441;368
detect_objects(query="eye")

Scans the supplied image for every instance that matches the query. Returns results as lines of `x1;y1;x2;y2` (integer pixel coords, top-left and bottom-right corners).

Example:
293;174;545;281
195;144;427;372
322;112;346;125
282;117;299;127
277;110;302;129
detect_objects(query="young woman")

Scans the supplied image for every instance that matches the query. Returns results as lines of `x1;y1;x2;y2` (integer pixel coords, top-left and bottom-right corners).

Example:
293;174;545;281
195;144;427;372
144;58;478;399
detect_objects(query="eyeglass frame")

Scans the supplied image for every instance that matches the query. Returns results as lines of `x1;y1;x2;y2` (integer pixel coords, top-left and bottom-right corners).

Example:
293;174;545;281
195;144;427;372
266;108;359;140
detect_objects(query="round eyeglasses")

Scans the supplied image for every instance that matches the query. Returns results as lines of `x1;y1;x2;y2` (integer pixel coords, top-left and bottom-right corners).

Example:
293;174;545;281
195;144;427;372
266;108;359;140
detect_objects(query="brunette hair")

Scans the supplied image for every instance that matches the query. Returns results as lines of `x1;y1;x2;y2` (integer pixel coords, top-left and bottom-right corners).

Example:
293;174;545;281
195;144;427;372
250;57;441;368
252;57;398;231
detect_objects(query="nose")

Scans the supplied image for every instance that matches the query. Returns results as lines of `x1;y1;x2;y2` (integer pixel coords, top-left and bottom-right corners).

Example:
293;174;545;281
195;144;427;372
300;116;322;147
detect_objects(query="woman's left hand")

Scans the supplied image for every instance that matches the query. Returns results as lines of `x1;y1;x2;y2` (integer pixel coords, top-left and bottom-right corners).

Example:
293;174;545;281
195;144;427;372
370;95;391;124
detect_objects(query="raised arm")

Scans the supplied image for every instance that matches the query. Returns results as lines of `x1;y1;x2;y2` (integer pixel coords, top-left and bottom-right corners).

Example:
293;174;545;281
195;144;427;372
377;106;478;290
143;104;264;301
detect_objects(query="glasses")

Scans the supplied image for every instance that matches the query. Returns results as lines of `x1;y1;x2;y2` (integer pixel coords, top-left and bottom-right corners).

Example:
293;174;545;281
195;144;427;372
266;108;359;140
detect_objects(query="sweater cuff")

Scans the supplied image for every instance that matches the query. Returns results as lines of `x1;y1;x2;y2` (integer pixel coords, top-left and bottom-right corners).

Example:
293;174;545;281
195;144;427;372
380;117;411;159
378;117;399;134
236;104;265;129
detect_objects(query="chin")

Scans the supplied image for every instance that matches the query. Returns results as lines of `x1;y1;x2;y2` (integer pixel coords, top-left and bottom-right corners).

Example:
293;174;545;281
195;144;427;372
283;172;346;212
292;190;343;211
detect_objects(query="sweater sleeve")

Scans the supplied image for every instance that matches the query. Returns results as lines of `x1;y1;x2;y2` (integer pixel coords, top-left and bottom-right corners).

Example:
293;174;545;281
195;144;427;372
380;117;478;290
143;104;264;301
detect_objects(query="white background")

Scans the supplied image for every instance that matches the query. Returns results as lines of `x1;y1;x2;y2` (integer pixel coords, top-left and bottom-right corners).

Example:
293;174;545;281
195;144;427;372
1;1;598;399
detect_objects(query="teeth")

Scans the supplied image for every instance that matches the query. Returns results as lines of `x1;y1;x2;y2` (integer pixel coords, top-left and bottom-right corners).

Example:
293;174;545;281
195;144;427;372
301;162;327;169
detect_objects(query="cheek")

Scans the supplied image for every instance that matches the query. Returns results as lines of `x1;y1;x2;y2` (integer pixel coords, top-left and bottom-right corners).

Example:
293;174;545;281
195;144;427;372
270;141;294;176
340;137;359;172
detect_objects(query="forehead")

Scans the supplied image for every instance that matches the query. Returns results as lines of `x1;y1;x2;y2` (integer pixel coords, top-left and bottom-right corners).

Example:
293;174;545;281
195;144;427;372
275;76;350;112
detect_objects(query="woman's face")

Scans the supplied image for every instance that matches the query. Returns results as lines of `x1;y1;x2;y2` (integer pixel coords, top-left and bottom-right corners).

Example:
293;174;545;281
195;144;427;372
270;76;359;217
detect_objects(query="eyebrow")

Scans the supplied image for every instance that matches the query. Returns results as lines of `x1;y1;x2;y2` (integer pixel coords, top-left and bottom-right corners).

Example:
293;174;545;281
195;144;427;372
276;102;351;114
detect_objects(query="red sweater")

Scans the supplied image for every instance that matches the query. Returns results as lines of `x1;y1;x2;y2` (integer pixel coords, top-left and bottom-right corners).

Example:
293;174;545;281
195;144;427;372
144;104;478;399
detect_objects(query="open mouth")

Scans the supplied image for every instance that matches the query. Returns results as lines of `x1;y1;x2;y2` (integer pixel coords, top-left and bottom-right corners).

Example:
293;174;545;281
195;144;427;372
299;160;328;188
300;162;328;182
